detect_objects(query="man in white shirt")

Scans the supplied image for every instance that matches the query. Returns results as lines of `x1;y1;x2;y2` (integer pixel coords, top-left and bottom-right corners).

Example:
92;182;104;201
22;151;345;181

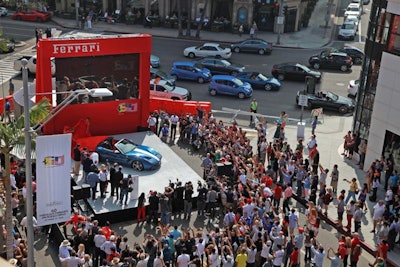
89;150;99;167
176;249;190;267
170;113;179;139
371;200;386;233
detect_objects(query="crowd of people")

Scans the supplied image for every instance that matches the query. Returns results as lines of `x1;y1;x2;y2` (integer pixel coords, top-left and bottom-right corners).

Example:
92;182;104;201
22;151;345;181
53;109;400;267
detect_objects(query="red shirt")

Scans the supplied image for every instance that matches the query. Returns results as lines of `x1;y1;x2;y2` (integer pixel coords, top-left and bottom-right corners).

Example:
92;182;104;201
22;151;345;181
338;242;346;259
378;243;389;259
290;249;299;264
351;237;360;249
101;226;111;241
274;186;282;200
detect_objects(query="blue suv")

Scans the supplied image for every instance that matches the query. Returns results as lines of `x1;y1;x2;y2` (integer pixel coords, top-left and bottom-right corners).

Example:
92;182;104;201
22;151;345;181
209;75;253;99
170;61;212;84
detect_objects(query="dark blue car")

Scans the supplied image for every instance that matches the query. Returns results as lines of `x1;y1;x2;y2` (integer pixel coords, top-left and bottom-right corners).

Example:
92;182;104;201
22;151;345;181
170;61;212;83
234;72;281;91
96;137;162;171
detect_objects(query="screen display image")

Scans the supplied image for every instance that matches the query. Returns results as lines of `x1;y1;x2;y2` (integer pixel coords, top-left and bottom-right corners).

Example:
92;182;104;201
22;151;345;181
54;54;140;104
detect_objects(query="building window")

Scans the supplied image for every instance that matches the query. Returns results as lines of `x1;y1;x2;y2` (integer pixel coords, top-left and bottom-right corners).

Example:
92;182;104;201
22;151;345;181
388;14;400;54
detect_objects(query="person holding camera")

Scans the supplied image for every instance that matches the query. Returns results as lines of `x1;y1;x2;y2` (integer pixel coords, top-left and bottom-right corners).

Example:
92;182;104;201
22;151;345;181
310;238;326;267
183;182;193;220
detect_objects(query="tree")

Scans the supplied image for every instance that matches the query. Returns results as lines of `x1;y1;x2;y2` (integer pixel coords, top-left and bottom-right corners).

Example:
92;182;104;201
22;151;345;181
195;0;209;38
177;0;183;37
0;98;51;259
185;0;192;37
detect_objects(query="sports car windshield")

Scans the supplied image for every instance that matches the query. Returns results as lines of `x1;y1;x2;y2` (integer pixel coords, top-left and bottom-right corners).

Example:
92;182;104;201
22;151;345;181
326;91;339;101
115;139;137;154
220;60;231;66
257;73;268;80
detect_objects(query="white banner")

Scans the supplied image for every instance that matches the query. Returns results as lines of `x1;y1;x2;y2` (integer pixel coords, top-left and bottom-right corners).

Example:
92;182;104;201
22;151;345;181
36;134;72;226
130;175;139;200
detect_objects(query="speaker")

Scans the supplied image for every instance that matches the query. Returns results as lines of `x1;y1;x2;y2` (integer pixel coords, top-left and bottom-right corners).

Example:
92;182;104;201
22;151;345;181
81;184;91;199
72;186;83;200
217;162;233;177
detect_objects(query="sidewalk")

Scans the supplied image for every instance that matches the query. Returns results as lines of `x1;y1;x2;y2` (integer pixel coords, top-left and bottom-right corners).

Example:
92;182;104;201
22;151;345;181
49;0;336;49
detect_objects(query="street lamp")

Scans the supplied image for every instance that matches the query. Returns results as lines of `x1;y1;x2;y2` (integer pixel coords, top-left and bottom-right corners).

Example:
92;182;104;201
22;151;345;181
21;58;112;267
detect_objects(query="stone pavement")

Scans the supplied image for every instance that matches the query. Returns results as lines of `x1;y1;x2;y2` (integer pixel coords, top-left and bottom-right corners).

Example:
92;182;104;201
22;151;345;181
49;0;335;49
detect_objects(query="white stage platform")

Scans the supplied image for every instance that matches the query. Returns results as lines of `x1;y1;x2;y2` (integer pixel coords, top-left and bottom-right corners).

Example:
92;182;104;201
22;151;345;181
74;131;202;216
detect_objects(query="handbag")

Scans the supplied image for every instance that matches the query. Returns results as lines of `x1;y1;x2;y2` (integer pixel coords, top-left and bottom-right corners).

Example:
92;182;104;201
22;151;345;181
128;186;133;192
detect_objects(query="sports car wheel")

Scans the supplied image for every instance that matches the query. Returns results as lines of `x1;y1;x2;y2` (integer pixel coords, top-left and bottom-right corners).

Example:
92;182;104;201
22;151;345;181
209;89;217;96
258;49;265;55
238;92;245;99
171;74;178;81
188;52;195;59
340;65;348;72
264;84;272;91
132;160;144;171
37;17;43;22
354;58;362;65
339;105;349;114
234;47;240;53
313;63;320;69
197;77;205;84
16;16;22;20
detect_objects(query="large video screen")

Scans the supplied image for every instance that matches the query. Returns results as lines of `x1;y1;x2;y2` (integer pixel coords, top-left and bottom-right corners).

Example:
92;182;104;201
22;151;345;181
55;54;140;104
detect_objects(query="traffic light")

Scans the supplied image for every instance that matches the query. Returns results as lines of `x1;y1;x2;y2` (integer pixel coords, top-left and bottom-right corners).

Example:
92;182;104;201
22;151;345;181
273;2;280;17
283;6;288;16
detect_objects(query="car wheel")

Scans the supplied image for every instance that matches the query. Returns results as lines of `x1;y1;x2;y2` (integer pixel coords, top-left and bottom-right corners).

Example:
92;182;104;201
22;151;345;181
234;47;240;53
188;52;195;59
340;65;348;72
258;49;265;55
197;77;204;84
132;160;144;171
16;16;22;20
354;58;362;64
277;74;285;81
171;74;178;81
238;92;245;99
313;63;320;69
264;84;272;91
37;17;43;22
209;89;217;96
339;105;349;114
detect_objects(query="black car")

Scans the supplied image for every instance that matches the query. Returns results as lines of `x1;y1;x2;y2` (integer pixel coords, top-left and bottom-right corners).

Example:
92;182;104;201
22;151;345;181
196;58;245;75
309;51;353;72
271;62;322;82
338;46;364;65
230;38;273;55
296;90;355;114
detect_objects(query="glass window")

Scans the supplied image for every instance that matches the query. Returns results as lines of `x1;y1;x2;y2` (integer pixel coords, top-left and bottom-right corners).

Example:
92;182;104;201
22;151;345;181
388;14;400;54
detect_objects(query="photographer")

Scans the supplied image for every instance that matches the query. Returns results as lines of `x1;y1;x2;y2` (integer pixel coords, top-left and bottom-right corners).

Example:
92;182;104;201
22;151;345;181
197;182;208;216
310;238;326;267
183;182;193;220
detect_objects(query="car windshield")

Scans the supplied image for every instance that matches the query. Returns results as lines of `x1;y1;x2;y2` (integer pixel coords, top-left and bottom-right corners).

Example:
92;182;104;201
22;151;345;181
220;60;231;66
348;7;359;11
233;78;244;86
299;65;311;72
115;139;137;154
155;70;169;79
193;63;205;71
162;82;175;91
342;23;355;29
326;91;339;101
345;17;358;23
257;73;268;80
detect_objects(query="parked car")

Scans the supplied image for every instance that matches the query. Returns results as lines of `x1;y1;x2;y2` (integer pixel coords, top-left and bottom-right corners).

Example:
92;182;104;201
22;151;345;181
234;72;281;91
150;54;160;68
271;62;322;82
197;58;245;75
309;51;353;72
150;68;176;85
338;46;364;64
0;7;8;16
347;79;359;97
12;10;51;22
338;21;357;40
230;38;273;55
208;75;253;99
149;79;192;100
344;15;359;28
170;61;212;83
296;90;355;114
14;55;56;75
183;42;232;59
0;38;15;53
96;137;162;171
345;3;362;18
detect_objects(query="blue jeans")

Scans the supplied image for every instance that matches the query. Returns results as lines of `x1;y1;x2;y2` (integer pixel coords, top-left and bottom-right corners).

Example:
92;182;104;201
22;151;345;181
345;191;356;204
119;188;129;205
160;211;170;225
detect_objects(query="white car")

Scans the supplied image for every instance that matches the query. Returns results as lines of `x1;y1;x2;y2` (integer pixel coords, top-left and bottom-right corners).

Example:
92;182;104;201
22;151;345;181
0;7;7;16
344;15;359;27
338;21;357;40
183;43;232;59
345;3;362;18
149;79;192;100
347;79;359;97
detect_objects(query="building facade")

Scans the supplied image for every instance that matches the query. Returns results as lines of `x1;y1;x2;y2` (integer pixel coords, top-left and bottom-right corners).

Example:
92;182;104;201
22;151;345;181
352;0;400;169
